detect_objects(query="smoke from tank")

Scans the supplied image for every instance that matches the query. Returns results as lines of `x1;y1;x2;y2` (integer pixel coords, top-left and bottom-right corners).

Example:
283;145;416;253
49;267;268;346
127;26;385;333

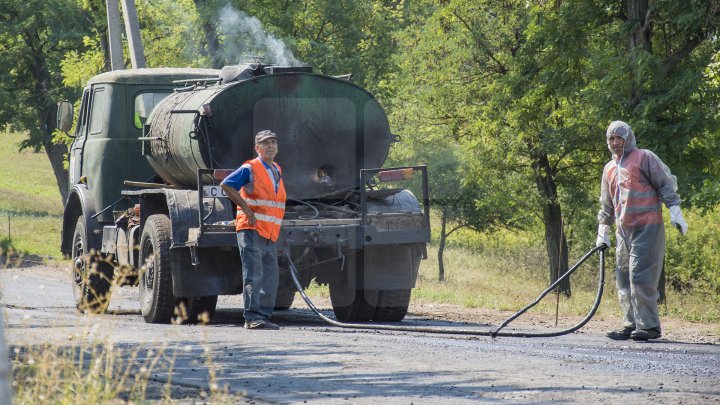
218;5;303;66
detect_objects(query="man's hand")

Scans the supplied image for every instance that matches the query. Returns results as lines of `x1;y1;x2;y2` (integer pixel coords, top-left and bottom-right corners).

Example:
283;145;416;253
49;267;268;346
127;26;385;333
669;206;688;235
596;224;611;248
244;208;257;226
221;184;257;226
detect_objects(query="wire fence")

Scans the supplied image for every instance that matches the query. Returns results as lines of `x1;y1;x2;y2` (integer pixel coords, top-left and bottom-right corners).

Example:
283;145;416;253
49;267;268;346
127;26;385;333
1;212;58;268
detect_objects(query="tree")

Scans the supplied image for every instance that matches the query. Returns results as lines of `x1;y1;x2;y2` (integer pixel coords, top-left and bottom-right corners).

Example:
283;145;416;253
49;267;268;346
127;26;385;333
389;0;720;293
388;1;529;281
389;0;580;292
220;0;409;99
388;127;524;281
609;0;720;199
193;0;225;68
0;0;92;204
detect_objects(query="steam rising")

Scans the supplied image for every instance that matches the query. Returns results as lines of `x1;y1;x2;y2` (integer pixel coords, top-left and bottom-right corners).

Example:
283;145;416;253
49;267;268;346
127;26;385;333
218;5;302;66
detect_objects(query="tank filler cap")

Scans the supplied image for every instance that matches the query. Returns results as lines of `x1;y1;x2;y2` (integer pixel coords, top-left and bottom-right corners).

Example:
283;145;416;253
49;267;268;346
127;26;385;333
263;66;313;75
220;64;314;84
219;63;264;83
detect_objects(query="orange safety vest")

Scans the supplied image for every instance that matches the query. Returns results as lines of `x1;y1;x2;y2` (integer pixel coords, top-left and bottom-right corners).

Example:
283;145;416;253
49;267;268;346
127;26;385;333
236;157;287;241
605;149;663;228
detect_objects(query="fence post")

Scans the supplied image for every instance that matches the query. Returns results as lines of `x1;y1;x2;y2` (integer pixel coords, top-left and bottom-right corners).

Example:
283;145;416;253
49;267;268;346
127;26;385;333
0;307;14;404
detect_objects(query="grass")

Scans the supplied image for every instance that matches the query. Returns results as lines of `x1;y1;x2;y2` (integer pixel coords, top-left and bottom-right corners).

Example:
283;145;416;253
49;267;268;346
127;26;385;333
413;236;623;319
10;336;235;404
416;241;717;323
0;130;63;261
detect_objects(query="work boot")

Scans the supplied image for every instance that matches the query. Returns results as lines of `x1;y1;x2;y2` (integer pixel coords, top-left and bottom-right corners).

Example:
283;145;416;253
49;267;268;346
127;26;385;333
244;319;281;330
606;326;634;340
630;328;661;341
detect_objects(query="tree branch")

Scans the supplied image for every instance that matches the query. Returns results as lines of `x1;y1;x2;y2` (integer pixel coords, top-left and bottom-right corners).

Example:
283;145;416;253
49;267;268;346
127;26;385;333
661;35;701;77
453;11;508;75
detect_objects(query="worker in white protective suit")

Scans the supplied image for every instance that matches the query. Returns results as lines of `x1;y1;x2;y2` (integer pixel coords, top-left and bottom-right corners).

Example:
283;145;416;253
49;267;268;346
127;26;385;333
596;121;688;341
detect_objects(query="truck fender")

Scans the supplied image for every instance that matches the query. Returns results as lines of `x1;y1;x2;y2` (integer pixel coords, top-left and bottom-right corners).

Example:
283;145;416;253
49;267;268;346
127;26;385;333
61;184;102;257
136;189;239;297
138;189;233;248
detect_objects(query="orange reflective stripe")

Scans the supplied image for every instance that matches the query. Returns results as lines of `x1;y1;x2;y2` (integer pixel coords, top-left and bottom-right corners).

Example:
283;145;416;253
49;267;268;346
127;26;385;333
244;199;286;209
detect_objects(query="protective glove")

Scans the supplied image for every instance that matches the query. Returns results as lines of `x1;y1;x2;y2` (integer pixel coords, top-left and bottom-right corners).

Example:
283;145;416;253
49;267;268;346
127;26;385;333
595;224;611;248
669;206;688;235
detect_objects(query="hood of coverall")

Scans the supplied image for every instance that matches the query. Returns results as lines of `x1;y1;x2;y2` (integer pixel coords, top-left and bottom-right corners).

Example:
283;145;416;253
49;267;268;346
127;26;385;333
606;121;637;158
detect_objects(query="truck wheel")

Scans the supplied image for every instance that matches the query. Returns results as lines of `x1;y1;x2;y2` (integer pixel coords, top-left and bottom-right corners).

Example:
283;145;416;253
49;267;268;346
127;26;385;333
373;289;411;322
173;296;218;325
71;218;113;314
139;214;176;323
329;280;377;322
274;287;296;310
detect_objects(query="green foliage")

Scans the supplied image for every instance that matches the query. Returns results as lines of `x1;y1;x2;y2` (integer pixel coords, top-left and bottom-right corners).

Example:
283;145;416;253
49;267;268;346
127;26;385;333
0;0;89;148
388;1;720;284
1;0;718;303
665;209;720;294
137;0;208;68
60;36;105;88
221;0;409;99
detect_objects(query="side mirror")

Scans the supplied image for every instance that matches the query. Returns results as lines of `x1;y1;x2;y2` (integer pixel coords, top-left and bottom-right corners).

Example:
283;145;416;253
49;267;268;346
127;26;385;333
56;100;74;133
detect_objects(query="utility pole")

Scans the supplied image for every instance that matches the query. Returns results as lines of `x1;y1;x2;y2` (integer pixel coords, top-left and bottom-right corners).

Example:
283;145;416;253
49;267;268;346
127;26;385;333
106;0;124;70
120;0;147;69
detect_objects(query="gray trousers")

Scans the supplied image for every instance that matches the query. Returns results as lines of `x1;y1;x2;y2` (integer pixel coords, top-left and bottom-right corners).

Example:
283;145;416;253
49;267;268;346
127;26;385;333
615;223;664;331
237;230;279;322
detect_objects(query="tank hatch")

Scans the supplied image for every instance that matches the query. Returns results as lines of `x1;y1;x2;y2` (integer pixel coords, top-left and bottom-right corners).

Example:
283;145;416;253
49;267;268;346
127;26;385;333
219;64;313;84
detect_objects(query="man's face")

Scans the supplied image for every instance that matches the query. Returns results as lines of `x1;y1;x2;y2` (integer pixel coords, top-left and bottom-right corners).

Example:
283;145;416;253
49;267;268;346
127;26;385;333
609;135;625;157
256;138;278;161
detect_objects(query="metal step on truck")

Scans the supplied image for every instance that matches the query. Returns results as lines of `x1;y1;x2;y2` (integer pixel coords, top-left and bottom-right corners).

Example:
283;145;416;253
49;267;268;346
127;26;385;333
58;64;430;325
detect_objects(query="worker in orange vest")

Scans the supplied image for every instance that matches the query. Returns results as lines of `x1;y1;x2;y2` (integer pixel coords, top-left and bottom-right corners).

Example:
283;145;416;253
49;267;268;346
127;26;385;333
596;121;687;341
222;130;287;330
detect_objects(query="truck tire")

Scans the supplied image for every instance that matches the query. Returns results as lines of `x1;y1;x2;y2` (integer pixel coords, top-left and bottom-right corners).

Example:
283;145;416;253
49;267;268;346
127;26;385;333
373;289;411;322
71;218;113;314
274;287;296;310
139;214;176;323
173;296;218;325
329;280;377;322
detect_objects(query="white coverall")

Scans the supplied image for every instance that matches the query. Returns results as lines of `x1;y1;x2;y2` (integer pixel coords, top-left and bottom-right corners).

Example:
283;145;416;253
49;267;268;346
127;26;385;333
597;121;686;332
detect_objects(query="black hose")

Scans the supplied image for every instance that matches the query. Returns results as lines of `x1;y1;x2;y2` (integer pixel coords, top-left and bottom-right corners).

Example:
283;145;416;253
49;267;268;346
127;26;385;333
286;245;607;338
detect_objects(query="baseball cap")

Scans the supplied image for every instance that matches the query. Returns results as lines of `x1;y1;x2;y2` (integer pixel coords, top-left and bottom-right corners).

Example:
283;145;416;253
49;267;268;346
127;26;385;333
255;130;278;144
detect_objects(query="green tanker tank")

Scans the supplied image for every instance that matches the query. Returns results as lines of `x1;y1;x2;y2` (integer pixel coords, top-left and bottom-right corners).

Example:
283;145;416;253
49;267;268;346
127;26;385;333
145;64;393;199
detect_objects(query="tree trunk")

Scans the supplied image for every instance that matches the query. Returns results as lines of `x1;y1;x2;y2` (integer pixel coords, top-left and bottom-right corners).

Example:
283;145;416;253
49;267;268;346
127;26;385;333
194;0;225;69
438;206;447;282
43;131;69;205
38;98;69;205
26;29;69;205
534;152;570;295
627;0;652;53
627;0;652;108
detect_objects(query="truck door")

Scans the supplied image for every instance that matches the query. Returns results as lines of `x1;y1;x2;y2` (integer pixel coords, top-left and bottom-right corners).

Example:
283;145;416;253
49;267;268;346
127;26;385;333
68;87;91;187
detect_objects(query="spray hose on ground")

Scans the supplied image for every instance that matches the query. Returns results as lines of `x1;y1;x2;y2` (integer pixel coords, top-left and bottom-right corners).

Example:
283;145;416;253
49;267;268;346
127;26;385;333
286;245;607;338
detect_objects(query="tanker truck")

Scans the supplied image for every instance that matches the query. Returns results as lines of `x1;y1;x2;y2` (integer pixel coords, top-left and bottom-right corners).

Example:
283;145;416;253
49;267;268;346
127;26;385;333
57;64;430;325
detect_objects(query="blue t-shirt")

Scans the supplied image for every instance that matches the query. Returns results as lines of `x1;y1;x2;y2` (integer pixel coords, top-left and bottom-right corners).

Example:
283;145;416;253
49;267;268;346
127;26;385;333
221;158;281;193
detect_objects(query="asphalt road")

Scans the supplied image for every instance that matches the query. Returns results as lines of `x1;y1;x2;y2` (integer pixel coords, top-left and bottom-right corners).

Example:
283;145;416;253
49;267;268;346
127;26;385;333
2;264;719;404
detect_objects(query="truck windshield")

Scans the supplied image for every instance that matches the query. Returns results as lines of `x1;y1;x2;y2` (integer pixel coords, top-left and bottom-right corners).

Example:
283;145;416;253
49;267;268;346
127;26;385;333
134;92;171;129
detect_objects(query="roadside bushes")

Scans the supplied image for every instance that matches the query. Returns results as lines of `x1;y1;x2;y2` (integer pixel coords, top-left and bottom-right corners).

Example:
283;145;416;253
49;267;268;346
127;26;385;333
665;209;720;294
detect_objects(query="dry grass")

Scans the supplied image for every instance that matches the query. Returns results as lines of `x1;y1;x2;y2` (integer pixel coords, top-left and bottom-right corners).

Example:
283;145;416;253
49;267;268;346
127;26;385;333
413;241;622;318
10;331;235;404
